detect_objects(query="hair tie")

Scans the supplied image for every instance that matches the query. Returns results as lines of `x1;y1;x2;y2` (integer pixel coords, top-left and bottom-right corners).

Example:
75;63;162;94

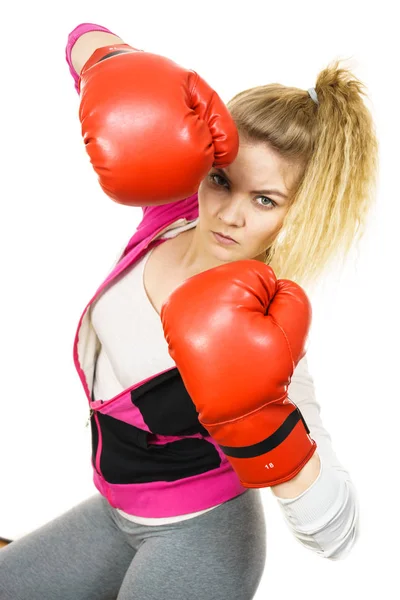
307;88;319;105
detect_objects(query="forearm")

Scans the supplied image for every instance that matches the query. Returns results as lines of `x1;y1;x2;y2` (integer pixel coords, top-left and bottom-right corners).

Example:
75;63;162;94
70;31;125;76
271;451;321;499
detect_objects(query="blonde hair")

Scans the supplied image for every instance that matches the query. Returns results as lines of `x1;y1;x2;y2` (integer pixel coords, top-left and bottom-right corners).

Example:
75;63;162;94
226;60;379;293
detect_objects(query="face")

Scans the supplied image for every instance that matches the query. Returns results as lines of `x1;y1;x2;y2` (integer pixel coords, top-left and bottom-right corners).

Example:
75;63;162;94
196;139;303;263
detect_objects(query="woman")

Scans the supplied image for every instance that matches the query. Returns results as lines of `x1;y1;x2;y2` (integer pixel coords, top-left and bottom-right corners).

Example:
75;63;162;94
0;22;378;600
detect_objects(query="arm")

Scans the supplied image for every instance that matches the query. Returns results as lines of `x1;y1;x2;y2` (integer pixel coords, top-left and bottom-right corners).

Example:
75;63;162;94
271;450;321;499
161;263;359;559
273;354;360;559
70;30;124;77
66;23;125;93
271;354;322;498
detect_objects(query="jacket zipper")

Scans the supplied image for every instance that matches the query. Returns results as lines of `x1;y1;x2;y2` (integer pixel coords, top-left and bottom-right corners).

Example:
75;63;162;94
85;408;94;428
85;408;103;478
93;412;103;477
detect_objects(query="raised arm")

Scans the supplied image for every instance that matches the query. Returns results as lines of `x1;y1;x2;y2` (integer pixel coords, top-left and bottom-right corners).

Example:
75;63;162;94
66;23;124;94
71;31;124;77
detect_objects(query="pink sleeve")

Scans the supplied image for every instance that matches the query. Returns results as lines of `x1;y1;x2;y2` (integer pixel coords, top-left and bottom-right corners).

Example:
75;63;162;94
65;23;116;94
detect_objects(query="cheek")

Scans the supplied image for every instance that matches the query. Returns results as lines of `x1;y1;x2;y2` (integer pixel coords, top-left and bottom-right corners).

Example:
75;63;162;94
248;213;285;247
197;183;221;218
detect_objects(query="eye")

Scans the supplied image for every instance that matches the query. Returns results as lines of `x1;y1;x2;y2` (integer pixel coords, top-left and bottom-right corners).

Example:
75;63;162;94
255;196;277;210
208;173;229;188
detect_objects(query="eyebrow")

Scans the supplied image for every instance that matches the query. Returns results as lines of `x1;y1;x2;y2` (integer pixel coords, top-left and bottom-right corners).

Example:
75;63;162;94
214;168;289;199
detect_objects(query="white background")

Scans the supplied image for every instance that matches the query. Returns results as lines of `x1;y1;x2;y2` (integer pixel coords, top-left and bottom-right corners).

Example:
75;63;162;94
1;0;398;597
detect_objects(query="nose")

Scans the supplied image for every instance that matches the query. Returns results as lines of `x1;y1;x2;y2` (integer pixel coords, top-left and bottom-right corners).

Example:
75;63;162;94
217;194;245;227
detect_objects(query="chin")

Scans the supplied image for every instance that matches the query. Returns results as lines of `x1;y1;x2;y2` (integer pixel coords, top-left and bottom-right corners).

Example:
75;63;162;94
217;248;247;265
205;244;235;264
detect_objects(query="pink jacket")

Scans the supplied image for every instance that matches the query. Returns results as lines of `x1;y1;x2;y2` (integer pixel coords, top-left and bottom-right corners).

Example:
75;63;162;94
73;196;247;517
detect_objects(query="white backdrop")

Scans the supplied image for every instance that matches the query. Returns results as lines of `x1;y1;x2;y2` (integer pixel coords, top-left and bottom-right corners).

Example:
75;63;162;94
1;0;398;597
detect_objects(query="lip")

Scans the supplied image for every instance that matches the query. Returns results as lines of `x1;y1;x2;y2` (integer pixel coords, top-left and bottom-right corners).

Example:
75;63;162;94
212;231;238;245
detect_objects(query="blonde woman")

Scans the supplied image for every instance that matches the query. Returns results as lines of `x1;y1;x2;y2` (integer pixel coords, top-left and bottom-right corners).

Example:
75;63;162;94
0;22;378;600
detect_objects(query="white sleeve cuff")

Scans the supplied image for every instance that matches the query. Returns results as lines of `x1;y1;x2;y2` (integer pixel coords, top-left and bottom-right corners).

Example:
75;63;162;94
275;455;345;531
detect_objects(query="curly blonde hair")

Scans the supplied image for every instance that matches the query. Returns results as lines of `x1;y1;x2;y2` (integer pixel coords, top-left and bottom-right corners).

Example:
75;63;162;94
226;60;379;293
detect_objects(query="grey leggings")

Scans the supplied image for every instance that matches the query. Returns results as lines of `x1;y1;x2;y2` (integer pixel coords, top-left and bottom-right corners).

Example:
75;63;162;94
0;490;266;600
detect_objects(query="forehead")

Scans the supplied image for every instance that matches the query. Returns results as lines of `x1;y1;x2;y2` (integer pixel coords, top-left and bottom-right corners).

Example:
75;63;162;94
226;142;301;192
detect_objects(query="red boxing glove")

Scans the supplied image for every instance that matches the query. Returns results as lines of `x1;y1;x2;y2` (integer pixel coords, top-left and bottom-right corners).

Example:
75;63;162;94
160;260;317;488
78;44;239;206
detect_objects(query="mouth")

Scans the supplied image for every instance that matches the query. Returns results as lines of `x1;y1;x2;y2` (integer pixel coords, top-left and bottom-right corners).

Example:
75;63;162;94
212;231;238;244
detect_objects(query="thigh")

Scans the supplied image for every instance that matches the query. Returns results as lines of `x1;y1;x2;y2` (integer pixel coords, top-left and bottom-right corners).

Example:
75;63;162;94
0;494;136;600
117;489;267;600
